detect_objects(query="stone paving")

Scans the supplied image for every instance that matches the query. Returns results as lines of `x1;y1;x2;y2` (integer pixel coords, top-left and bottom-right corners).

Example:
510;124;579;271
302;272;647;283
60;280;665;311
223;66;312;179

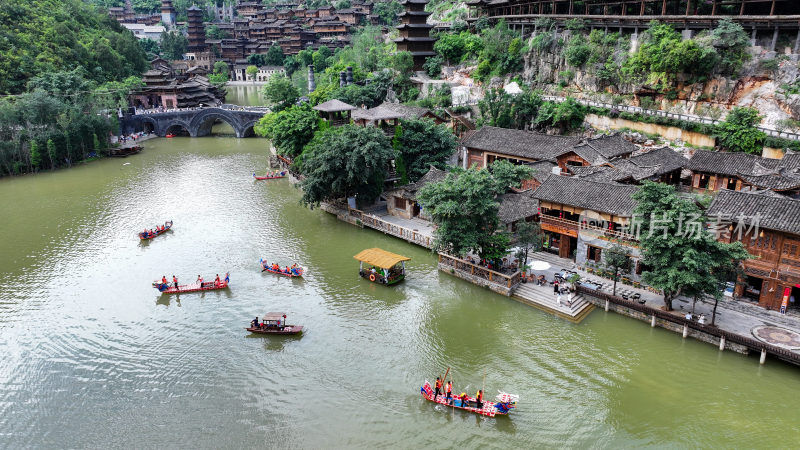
525;251;800;355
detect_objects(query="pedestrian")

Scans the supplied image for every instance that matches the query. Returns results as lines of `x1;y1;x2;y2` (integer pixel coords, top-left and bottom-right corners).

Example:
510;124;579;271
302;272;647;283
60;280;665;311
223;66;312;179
553;280;559;295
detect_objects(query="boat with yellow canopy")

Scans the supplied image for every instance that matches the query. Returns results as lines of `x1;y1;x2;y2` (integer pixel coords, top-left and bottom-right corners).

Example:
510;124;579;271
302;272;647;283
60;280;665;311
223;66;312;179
353;248;410;285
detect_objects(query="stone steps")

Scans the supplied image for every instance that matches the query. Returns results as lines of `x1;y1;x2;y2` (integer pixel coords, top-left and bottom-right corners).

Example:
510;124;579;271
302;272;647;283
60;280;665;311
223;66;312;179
512;283;594;323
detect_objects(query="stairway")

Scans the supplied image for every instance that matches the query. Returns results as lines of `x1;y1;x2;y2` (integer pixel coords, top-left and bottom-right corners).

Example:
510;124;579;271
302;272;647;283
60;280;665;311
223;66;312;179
512;283;594;323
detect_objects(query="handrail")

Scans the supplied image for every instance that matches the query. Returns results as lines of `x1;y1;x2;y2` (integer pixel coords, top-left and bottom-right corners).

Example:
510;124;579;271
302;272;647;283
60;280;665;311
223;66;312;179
577;286;800;365
540;215;638;241
439;253;521;288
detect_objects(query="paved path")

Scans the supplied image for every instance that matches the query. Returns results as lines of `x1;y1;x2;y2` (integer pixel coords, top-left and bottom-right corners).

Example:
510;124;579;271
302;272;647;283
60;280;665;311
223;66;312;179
526;251;800;355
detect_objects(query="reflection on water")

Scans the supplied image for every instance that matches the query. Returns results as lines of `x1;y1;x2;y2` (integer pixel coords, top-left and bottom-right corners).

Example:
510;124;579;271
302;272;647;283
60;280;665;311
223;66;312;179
0;88;798;447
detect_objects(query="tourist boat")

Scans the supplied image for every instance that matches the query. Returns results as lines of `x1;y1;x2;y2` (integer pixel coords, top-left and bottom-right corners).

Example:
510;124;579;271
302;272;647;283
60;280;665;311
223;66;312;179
420;381;518;417
109;145;142;157
245;312;303;335
354;248;409;285
152;272;229;294
259;259;304;277
253;171;286;180
165;134;176;138
139;220;173;240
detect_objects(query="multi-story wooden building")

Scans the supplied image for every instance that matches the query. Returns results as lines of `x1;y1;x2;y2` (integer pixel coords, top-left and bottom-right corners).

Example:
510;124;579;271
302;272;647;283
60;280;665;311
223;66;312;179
686;150;800;197
395;0;436;70
708;189;800;311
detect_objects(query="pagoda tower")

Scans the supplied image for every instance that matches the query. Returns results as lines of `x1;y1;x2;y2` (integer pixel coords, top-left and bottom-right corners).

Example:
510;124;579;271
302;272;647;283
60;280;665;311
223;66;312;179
186;5;207;52
161;0;176;27
394;0;436;71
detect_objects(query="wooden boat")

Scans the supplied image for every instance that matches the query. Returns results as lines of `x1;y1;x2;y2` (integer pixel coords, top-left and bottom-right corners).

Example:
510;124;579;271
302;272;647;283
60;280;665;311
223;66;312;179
260;259;304;277
139;220;173;240
245;312;303;335
420;381;518;417
354;248;409;285
109;145;142;157
165;134;176;138
253;171;286;180
152;272;229;294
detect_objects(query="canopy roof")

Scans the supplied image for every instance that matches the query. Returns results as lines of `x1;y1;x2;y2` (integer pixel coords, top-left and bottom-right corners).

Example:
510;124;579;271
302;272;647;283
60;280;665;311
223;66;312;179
263;312;286;320
353;248;410;269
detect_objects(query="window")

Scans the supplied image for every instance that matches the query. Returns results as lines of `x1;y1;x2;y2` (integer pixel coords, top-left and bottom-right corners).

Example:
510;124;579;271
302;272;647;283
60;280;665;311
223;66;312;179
587;246;602;262
394;197;407;209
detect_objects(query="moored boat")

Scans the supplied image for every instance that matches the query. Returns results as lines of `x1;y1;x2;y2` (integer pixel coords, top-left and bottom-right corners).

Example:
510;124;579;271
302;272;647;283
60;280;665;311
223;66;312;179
260;259;304;277
152;272;229;294
253;171;286;180
245;312;303;335
420;381;518;417
110;145;142;157
354;248;409;285
139;220;173;240
165;134;176;138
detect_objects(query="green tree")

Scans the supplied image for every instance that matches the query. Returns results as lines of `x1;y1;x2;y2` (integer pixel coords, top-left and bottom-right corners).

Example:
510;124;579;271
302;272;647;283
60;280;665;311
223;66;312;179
206;24;229;39
246;65;259;82
283;55;301;78
478;88;514;128
603;244;631;296
535;98;586;133
160;31;188;60
265;44;285;66
29;140;42;171
138;38;160;56
417;167;508;262
298;48;314;67
208;60;230;85
715;107;766;154
632;181;752;310
262;74;300;111
423;56;443;78
489;159;533;192
254;105;321;158
312;46;332;72
299;125;394;208
46;138;56;169
395;118;458;182
373;0;403;25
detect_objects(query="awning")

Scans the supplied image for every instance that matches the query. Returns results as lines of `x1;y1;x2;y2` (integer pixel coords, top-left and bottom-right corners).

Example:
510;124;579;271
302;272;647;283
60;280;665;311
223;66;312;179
353;248;411;269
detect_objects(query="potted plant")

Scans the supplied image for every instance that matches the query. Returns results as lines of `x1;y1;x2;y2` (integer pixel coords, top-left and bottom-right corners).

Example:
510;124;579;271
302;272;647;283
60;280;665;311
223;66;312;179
633;281;641;289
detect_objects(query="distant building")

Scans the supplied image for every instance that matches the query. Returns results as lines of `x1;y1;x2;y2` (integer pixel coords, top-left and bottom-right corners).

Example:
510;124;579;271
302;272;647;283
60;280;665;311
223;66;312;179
161;0;176;28
121;24;166;41
394;0;436;70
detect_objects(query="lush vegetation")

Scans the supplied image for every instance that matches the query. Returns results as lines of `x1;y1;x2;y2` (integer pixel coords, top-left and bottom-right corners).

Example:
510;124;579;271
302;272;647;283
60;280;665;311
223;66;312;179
632;182;751;311
0;69;131;176
602;244;631;297
262;74;301;111
160;31;189;60
299;125;394;208
0;0;148;94
254;105;322;158
417;160;532;263
714;107;766;154
478;87;586;133
393;118;458;183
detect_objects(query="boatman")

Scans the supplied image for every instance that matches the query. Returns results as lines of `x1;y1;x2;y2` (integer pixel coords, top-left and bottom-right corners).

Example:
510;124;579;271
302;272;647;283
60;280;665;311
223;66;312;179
197;275;203;288
172;275;178;289
434;377;442;401
214;274;220;287
446;381;453;403
476;390;483;409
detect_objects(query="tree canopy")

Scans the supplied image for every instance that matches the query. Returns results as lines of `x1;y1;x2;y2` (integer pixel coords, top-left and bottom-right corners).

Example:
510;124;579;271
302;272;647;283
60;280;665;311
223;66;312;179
0;0;148;94
395;118;458;182
632;181;751;310
262;74;300;111
715;107;766;154
254;105;322;159
299;125;394;208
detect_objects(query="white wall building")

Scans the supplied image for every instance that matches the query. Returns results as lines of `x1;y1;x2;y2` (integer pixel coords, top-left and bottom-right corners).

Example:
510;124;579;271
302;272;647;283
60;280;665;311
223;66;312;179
122;24;166;41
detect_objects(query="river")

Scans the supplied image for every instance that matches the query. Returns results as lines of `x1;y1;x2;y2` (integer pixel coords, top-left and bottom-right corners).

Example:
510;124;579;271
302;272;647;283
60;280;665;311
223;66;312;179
1;86;799;448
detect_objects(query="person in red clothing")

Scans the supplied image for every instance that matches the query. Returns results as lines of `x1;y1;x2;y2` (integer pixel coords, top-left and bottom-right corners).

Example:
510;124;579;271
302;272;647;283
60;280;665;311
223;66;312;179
172;275;178;289
161;275;167;285
476;390;483;409
434;377;442;401
445;381;453;404
214;274;220;287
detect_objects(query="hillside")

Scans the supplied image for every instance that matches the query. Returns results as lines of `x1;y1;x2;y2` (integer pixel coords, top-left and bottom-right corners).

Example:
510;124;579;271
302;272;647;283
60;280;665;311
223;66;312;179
0;0;147;94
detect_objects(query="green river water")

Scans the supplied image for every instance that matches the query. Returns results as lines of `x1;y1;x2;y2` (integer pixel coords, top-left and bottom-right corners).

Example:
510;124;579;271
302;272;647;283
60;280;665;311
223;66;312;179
0;86;799;448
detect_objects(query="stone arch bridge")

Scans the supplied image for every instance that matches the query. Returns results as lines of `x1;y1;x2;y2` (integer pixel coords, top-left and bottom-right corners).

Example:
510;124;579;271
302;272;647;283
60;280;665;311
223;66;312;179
121;106;270;138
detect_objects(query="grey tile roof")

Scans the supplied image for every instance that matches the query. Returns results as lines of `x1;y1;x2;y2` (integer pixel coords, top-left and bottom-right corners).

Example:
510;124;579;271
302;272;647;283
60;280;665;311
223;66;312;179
707;189;800;235
313;99;356;112
352;105;404;121
686;150;765;176
378;101;440;121
532;175;639;217
463;126;581;162
583;133;637;159
737;170;800;191
527;160;558;182
498;191;539;224
571;147;686;182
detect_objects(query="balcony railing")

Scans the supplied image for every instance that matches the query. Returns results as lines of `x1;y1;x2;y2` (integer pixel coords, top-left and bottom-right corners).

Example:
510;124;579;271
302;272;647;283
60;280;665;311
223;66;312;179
540;215;639;242
439;253;521;289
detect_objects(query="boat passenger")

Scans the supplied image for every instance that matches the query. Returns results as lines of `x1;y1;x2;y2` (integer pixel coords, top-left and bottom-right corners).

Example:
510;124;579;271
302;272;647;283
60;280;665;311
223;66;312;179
461;393;469;408
172;275;178;289
224;273;229;283
197;275;203;288
285;266;290;274
434;377;442;401
446;381;452;402
161;276;168;285
476;390;483;409
273;263;280;272
214;274;220;287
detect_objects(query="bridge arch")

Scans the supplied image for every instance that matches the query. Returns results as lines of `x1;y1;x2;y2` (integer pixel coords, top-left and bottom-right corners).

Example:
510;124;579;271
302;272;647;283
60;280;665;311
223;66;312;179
163;120;192;137
240;120;261;138
189;108;242;138
139;116;158;135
